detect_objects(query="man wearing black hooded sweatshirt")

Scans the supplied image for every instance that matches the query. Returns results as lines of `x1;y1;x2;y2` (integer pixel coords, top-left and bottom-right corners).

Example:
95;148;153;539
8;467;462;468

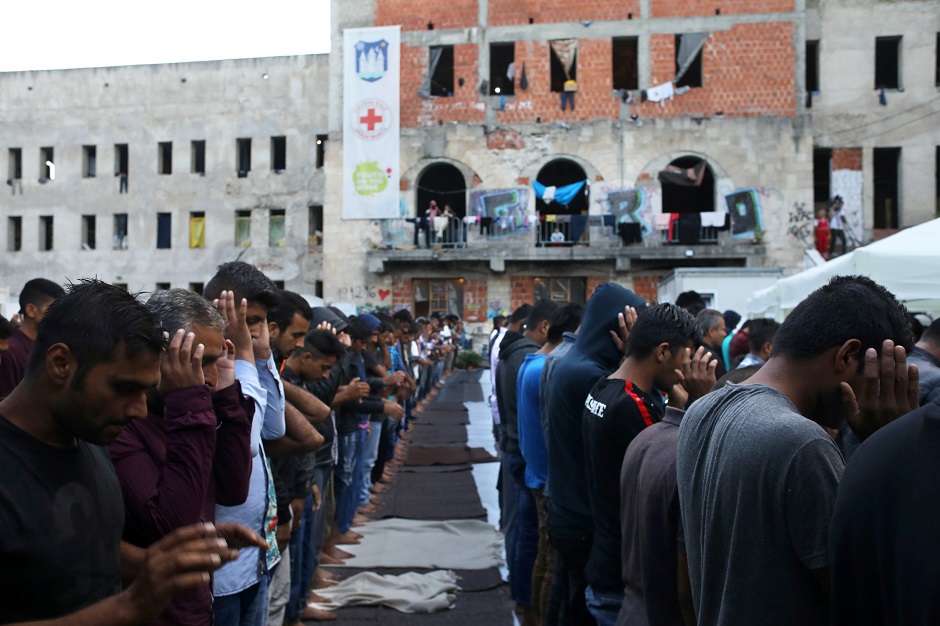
546;282;647;625
496;299;559;620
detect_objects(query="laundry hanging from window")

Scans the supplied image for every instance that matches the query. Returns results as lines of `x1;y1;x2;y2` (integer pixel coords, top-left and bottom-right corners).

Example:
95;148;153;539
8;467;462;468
533;180;586;206
550;39;579;110
675;32;708;85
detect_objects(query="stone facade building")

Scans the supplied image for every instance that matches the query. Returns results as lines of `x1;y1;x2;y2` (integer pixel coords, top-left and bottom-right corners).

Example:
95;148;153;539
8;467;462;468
1;0;938;330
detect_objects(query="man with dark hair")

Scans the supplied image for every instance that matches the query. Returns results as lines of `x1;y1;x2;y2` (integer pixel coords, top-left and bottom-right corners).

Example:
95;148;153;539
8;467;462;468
0;277;65;397
677;275;918;626
618;347;720;626
547;283;646;625
736;318;780;369
203;262;287;625
518;302;583;622
696;308;727;379
109;288;254;626
0;280;265;624
268;290;313;365
279;329;346;624
906;317;940;405
674;291;705;317
497;299;559;620
582;304;703;623
491;304;532;444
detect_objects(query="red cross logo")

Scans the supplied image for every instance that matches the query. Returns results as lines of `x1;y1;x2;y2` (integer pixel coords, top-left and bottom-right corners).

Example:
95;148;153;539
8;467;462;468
360;108;383;131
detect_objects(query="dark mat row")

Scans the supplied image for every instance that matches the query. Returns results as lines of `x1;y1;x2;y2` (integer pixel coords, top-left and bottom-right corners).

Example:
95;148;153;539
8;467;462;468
375;466;487;520
405;444;497;466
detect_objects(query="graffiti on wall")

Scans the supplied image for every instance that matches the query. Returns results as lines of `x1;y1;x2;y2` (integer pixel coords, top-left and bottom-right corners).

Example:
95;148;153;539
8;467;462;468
786;201;814;247
723;188;765;240
335;285;392;302
378;198;411;247
464;292;487;323
487;300;509;320
600;187;653;239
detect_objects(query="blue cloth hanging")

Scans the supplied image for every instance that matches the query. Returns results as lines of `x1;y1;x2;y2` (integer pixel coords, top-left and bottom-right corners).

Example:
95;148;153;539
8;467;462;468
532;180;586;207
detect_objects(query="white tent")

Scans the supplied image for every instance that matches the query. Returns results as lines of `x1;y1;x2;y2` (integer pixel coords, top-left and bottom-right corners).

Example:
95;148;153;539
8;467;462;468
748;218;940;319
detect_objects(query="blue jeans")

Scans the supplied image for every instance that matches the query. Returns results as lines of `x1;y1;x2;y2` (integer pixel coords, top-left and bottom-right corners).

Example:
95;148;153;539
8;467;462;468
506;451;538;606
212;575;269;626
358;420;384;506
334;427;366;533
286;465;331;620
585;585;623;626
560;91;575;111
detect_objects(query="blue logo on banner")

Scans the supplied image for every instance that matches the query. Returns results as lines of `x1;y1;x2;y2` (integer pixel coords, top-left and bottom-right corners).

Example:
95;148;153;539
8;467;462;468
355;40;389;82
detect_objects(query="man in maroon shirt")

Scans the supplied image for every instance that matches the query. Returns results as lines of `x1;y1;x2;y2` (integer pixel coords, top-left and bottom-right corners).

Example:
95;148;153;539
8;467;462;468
0;278;64;397
110;288;255;626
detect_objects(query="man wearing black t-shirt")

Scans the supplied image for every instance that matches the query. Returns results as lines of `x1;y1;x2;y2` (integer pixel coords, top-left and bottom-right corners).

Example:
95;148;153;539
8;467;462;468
582;303;701;625
0;280;265;625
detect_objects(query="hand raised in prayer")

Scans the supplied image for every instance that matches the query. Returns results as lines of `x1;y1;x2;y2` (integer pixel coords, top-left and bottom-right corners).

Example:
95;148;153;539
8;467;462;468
842;340;919;441
252;316;271;361
158;329;205;394
215;291;253;362
610;306;639;354
216;339;237;390
674;346;719;407
316;321;335;334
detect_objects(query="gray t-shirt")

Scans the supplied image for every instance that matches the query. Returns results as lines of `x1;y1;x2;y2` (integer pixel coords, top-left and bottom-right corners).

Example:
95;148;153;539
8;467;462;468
676;384;843;626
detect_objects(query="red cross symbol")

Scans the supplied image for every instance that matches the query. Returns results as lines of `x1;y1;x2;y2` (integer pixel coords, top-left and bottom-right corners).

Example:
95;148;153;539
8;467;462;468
359;108;383;131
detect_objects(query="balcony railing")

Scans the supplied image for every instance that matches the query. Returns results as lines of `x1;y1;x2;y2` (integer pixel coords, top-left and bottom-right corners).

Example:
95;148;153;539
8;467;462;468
377;214;739;251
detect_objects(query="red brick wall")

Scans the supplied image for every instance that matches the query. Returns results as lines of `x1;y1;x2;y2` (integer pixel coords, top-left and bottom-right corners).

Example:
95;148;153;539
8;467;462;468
586;276;607;301
489;0;640;26
511;275;535;311
495;39;619;125
376;0;478;30
649;0;793;17
463;278;488;322
632;23;796;119
400;44;485;127
832;148;862;171
631;274;659;304
392;278;413;312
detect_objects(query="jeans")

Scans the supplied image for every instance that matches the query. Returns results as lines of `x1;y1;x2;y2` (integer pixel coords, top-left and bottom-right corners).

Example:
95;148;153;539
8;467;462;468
560;91;576;111
358;420;384;506
507;451;538;607
212;575;269;626
532;488;556;621
334;427;366;533
547;534;594;626
286;465;331;620
585;586;623;626
829;228;847;257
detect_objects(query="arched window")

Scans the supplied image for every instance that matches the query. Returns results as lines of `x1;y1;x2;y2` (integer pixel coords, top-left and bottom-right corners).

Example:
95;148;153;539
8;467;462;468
535;158;589;246
659;156;714;214
417;162;467;218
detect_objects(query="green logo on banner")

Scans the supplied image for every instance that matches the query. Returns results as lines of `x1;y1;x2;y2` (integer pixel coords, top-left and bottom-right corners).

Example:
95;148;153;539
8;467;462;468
353;161;388;196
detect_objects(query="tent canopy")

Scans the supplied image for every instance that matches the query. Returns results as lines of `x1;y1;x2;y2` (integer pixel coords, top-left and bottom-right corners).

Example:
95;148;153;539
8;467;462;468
748;218;940;319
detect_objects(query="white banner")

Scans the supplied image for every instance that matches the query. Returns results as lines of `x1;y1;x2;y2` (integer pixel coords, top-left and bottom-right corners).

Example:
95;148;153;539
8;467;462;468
343;26;401;220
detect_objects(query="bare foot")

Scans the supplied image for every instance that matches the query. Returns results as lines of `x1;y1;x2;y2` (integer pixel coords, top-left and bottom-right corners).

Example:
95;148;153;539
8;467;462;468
327;528;362;545
300;605;338;621
371;483;390;494
309;591;332;604
353;513;371;525
358;502;380;515
312;577;338;589
317;568;342;581
318;551;345;566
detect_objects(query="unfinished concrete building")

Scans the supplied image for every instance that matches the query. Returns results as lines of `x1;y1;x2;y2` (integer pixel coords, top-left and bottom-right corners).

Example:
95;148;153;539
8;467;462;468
1;0;937;328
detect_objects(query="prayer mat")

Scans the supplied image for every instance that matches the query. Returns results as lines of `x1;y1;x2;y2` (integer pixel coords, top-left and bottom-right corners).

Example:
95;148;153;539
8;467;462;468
332;518;503;570
377;467;486;520
310;570;458;613
405;444;497;466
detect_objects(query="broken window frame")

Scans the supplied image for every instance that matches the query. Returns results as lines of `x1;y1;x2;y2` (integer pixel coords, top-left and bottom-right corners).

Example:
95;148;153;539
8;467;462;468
675;33;707;89
489;42;516;96
421;45;454;98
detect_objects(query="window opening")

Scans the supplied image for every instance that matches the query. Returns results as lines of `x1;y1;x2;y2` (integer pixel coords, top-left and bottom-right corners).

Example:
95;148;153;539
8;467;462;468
235;210;252;247
39;215;53;250
114;213;128;249
675;34;705;89
237;138;251;177
428;46;454;97
39;147;54;180
8;148;22;180
308;205;323;249
612;37;639;91
806;40;820;92
82;215;96;250
83;145;97;178
271;136;286;171
873;147;901;229
875;36;902;90
489;43;515;95
115;143;129;175
316;135;327;169
269;209;286;247
813;148;832;215
156;283;170;291
157;213;172;249
535;158;589;245
412;279;464;319
191;140;206;174
534;277;586;305
189;211;205;248
416;162;467;249
158;142;172;175
315;280;324;298
189;282;204;295
7;216;22;251
550;40;578;93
